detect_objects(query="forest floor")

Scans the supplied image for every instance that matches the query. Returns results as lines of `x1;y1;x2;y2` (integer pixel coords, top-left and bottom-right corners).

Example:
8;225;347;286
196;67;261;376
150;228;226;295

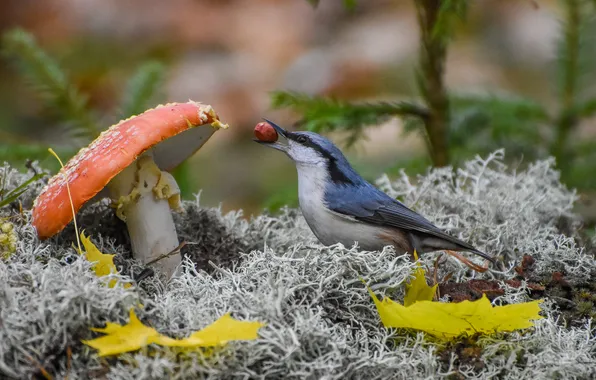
1;151;595;379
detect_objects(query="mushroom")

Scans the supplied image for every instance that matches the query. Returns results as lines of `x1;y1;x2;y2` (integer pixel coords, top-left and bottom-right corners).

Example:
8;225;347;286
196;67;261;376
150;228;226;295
31;101;228;279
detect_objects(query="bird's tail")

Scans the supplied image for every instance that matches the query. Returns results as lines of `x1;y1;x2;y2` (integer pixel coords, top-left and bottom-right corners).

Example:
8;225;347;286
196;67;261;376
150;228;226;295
467;247;496;264
419;234;496;264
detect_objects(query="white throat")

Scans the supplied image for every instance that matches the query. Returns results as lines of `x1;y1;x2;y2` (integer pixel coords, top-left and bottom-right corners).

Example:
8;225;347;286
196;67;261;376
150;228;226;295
296;163;328;208
295;163;334;241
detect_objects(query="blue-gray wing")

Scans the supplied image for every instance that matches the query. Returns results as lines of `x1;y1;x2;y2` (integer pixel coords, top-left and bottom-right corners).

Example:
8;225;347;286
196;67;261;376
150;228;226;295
326;183;492;261
325;183;442;234
325;183;482;249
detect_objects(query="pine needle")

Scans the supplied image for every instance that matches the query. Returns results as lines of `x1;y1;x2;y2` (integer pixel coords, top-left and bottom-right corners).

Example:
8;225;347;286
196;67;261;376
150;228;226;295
1;28;99;141
432;0;469;42
120;61;166;117
270;91;428;147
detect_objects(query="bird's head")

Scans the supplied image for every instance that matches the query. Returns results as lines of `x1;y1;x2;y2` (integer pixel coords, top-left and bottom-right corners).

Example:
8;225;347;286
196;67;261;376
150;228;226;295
254;120;347;167
255;120;360;185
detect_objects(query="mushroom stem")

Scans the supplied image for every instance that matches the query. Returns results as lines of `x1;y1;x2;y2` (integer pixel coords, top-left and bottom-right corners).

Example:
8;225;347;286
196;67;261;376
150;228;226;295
107;152;182;279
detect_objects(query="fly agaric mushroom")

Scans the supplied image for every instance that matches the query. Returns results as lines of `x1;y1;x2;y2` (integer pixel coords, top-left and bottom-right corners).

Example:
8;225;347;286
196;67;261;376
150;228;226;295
31;101;228;279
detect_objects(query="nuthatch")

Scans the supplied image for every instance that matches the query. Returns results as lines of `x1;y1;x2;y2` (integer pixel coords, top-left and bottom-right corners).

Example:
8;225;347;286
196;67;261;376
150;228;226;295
255;120;495;268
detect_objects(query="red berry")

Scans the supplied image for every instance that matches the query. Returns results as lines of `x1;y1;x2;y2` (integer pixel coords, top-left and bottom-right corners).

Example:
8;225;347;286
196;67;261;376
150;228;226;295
254;122;278;142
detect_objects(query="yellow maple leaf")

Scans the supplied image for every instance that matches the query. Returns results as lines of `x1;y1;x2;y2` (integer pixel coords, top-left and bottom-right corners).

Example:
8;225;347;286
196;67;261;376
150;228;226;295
153;313;265;347
83;308;265;357
403;252;437;306
83;308;159;356
367;253;544;340
79;232;131;288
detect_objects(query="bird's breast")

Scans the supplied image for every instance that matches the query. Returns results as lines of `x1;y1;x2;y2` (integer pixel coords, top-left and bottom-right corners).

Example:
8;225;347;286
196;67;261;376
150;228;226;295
296;166;389;251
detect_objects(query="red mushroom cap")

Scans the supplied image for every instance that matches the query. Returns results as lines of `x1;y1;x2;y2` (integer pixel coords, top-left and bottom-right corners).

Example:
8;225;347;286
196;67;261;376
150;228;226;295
31;101;227;239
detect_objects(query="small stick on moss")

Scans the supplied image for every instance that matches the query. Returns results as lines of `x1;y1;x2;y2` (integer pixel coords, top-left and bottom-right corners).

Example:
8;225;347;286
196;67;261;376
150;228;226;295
65;346;72;380
444;250;489;273
144;241;187;267
22;352;53;380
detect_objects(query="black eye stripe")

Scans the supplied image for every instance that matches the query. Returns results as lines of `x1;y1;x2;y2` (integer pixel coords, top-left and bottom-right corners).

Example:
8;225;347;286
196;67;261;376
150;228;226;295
289;134;310;145
288;133;354;185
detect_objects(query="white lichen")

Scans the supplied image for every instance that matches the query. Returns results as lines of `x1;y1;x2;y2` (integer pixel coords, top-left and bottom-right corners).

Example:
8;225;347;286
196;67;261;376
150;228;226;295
0;151;594;379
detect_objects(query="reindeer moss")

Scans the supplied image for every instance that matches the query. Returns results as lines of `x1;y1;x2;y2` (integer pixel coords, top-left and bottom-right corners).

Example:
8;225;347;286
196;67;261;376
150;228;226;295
0;151;594;380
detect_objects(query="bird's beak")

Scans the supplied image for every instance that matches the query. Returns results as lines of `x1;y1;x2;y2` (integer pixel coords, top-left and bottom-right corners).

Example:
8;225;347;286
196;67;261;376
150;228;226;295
253;118;290;152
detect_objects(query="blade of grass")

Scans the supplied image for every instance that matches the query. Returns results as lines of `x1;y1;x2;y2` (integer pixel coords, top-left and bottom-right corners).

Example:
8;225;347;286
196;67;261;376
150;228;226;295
0;173;44;208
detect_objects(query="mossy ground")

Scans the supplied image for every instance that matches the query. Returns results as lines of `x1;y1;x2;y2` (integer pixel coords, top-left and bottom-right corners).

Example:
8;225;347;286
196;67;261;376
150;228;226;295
0;152;594;379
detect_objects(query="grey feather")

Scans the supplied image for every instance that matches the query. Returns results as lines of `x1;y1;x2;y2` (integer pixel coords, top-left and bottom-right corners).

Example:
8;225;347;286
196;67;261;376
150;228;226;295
326;181;495;262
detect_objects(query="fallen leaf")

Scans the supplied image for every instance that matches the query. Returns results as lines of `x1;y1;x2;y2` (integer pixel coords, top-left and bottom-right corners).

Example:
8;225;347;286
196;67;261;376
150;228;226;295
83;308;158;357
367;254;544;340
404;252;437;306
83;308;265;357
153;313;265;347
79;231;131;288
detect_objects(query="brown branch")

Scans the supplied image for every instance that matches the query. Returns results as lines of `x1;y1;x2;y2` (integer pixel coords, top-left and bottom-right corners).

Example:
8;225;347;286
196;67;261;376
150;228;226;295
414;0;451;167
552;0;580;174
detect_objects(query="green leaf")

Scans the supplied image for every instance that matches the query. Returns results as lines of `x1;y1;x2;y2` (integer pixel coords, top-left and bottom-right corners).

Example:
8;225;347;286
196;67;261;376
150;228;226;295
120;61;166;118
1;28;99;140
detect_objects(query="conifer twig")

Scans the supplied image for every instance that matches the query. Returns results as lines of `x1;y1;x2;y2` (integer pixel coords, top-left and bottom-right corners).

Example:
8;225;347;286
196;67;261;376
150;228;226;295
120;61;166;117
270;91;429;147
414;0;452;167
552;0;581;172
1;28;99;140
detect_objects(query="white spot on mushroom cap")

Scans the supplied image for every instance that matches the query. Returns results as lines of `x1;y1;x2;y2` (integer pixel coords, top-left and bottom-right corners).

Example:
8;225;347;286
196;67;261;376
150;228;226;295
32;101;223;233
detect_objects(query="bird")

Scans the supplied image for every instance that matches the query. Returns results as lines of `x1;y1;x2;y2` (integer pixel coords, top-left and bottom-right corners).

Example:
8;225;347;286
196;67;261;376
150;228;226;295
254;119;495;269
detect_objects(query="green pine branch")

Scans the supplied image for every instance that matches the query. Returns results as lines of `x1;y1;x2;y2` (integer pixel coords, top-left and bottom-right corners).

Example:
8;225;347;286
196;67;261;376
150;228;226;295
578;97;596;117
1;28;100;141
448;93;550;160
120;60;166;117
270;91;429;147
551;0;596;174
432;0;469;42
451;93;549;124
557;0;580;111
306;0;356;10
414;0;458;167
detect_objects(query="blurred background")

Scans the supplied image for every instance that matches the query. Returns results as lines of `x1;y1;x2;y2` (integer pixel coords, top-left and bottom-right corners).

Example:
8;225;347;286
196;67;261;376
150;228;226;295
1;0;595;224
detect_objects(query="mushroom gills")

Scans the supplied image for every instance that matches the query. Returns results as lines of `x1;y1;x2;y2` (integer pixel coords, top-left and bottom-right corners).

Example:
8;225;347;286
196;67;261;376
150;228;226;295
107;153;182;278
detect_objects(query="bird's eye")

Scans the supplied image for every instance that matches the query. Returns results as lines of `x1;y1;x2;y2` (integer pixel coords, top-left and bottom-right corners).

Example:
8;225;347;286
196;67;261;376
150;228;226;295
296;135;307;144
